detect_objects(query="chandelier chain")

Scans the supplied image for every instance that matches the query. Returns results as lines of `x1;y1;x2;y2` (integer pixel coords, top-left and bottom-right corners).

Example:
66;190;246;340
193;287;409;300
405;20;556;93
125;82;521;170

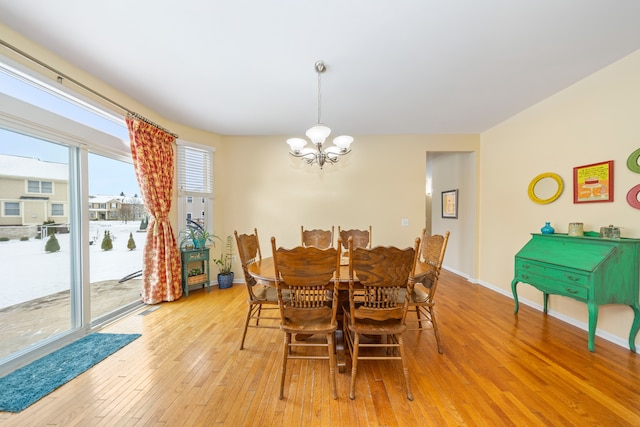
316;61;323;124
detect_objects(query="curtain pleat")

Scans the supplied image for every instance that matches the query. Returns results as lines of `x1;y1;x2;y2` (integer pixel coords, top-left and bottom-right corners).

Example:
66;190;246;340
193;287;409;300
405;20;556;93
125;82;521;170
127;118;182;304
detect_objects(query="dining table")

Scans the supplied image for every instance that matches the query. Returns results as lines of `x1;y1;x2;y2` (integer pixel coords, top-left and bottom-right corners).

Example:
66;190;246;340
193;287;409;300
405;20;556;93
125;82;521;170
248;256;433;373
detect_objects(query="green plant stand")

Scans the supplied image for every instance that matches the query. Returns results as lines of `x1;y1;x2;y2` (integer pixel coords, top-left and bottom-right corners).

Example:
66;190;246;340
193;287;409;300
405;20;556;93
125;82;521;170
180;247;210;297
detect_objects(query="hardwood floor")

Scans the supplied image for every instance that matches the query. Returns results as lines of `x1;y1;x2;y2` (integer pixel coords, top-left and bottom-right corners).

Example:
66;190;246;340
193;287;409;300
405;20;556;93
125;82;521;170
2;270;639;426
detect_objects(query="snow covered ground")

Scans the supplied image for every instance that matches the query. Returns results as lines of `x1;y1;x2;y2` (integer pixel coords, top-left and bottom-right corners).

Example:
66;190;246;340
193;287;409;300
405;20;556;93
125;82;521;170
0;221;147;309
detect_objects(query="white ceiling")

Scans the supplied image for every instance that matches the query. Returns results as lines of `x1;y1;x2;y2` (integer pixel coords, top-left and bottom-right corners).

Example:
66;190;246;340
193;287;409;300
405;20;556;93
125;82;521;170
1;1;640;137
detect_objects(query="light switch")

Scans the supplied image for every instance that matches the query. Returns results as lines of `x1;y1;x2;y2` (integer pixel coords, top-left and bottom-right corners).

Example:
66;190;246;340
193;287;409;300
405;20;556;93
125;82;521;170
401;218;409;227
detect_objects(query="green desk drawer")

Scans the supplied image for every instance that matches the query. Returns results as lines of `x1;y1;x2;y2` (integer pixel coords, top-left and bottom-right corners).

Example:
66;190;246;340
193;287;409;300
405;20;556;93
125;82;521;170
516;260;590;300
536;279;588;300
516;270;588;300
516;260;590;287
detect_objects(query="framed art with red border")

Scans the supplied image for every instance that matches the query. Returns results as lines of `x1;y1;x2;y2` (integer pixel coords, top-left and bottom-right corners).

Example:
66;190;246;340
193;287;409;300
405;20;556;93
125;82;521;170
573;160;613;203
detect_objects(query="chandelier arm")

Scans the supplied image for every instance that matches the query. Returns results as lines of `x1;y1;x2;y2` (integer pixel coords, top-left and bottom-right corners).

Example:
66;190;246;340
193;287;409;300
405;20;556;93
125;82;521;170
287;148;351;158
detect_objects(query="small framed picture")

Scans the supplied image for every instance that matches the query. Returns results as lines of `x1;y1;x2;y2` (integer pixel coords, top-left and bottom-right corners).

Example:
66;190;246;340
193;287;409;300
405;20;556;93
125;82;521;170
441;189;458;219
573;160;614;203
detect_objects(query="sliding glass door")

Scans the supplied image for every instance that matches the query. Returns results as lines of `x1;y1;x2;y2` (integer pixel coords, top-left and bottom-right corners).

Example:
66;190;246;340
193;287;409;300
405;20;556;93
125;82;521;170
0;131;75;359
0;55;144;371
88;153;146;324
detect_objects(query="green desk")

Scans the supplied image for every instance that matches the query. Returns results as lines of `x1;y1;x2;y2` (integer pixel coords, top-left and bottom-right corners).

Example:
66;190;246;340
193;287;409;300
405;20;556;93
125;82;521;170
511;233;640;352
180;247;210;297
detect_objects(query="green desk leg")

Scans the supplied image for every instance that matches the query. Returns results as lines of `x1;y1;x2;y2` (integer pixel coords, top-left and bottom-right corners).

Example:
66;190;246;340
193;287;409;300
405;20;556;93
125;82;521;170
629;305;640;353
587;302;599;352
542;292;548;314
511;279;519;314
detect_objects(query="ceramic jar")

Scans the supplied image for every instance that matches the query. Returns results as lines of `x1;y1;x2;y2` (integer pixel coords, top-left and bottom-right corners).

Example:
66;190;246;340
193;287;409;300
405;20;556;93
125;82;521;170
568;222;584;236
541;222;555;234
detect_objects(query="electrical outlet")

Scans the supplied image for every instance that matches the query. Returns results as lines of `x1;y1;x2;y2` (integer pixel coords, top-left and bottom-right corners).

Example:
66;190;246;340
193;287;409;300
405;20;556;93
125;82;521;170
231;255;236;263
401;218;409;227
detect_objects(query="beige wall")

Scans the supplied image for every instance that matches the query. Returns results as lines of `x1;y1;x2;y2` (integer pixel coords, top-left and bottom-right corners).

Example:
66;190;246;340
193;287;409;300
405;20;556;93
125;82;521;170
479;49;640;349
217;135;478;258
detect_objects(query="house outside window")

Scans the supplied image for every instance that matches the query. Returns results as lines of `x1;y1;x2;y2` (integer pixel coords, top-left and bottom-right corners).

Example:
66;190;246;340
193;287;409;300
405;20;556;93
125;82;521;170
51;203;64;216
3;202;20;216
27;180;53;194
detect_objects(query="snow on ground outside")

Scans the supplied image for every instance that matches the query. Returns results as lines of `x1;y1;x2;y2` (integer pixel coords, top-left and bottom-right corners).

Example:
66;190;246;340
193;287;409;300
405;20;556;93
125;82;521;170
0;221;148;309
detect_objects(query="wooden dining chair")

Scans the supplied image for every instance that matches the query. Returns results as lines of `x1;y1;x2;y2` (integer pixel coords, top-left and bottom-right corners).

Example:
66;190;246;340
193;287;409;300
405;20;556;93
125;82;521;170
271;236;341;400
338;225;372;250
234;229;280;350
404;229;450;353
301;225;334;249
343;236;420;400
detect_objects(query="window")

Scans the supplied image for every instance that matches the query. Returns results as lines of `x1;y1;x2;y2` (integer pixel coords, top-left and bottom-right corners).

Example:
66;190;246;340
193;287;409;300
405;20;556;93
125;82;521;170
3;202;20;216
177;143;214;232
110;202;117;208
51;203;64;216
27;180;53;194
99;203;106;209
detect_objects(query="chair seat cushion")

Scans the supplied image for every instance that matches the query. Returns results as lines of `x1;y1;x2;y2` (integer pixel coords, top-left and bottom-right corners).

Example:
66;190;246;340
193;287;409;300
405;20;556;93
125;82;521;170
280;318;337;334
398;284;430;304
253;284;289;302
342;302;406;335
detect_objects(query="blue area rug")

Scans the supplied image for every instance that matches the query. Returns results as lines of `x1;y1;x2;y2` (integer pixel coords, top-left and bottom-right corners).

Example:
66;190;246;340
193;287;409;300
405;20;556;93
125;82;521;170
0;333;141;413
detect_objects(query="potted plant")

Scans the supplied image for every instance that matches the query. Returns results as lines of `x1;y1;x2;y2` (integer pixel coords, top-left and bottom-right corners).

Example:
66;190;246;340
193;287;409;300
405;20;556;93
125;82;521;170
214;235;234;289
178;219;216;250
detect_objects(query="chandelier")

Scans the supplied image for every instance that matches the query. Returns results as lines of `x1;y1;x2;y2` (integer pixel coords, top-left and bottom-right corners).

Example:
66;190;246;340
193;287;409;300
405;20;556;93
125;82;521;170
286;60;353;169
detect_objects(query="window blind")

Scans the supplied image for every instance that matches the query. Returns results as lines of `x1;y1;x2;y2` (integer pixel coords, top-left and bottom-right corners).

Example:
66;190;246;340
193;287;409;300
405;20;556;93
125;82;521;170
177;145;214;196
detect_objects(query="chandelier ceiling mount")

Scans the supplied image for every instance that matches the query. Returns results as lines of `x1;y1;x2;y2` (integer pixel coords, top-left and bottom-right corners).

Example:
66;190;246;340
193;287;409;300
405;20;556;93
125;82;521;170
286;60;353;169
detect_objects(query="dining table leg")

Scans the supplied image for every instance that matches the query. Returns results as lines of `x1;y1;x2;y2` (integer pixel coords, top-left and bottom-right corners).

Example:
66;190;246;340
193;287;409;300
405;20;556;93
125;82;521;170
335;329;346;373
336;289;349;373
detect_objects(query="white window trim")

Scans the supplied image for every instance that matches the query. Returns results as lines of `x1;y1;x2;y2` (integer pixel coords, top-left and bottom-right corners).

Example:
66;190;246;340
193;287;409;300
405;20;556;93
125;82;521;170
51;202;65;216
2;201;21;217
176;140;215;235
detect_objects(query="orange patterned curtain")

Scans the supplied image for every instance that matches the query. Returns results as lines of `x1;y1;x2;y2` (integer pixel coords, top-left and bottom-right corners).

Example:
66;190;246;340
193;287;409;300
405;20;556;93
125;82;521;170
127;117;182;304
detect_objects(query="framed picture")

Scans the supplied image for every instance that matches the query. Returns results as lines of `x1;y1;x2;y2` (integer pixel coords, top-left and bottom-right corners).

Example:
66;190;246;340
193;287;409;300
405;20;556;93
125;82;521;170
441;189;458;219
573;160;614;203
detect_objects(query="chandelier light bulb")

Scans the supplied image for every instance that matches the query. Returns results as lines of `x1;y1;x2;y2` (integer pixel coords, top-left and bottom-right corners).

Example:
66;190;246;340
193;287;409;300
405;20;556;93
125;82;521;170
333;135;353;152
286;60;354;169
305;124;331;145
286;138;307;153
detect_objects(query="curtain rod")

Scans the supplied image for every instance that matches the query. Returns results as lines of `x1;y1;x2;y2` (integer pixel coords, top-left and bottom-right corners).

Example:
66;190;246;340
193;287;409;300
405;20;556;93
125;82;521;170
0;39;179;138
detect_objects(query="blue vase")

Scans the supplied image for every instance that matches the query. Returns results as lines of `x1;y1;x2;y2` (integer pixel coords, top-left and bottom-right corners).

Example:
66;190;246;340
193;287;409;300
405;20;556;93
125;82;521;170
541;222;555;234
